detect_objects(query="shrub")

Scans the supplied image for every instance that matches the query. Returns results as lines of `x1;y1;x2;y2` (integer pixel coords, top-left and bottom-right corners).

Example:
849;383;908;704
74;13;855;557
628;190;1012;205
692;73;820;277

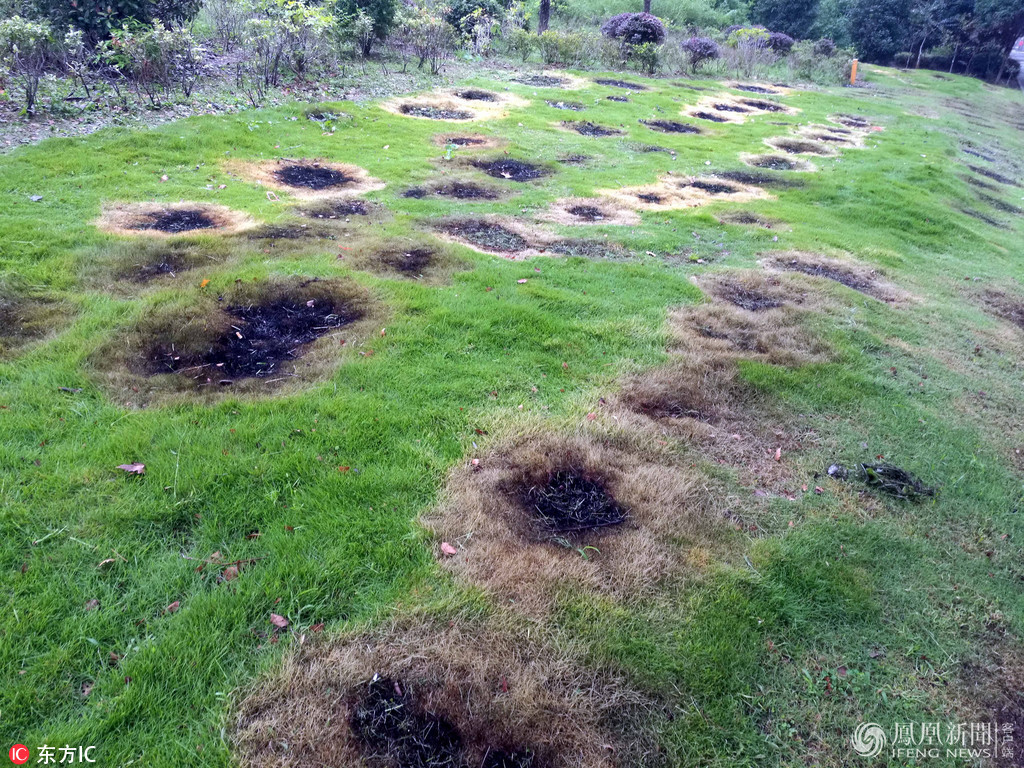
600;12;664;46
681;35;720;70
506;26;535;61
443;0;503;34
629;40;660;74
537;29;592;66
332;0;398;51
204;0;251;51
0;15;58;113
35;0;202;44
405;6;456;74
813;37;837;56
767;31;794;53
237;0;334;92
96;20;205;104
788;38;852;83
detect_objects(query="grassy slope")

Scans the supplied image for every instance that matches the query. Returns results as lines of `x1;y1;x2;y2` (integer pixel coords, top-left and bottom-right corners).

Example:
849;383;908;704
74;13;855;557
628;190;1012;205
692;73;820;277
1;65;1022;766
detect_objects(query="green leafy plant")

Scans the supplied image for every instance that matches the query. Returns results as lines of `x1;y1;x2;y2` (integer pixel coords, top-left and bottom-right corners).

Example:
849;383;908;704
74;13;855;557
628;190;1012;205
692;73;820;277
0;15;57;113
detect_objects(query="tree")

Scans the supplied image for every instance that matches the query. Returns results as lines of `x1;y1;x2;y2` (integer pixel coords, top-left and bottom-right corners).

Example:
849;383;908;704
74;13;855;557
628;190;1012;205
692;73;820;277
849;0;912;61
750;0;818;38
538;0;550;34
333;0;398;47
33;0;202;44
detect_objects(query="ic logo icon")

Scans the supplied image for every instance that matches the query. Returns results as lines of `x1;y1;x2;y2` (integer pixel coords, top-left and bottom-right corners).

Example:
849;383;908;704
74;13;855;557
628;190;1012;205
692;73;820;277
851;723;886;758
8;744;30;765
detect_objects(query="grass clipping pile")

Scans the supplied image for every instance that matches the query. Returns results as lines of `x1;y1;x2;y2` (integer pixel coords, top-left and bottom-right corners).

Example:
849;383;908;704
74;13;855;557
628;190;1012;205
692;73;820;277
425;429;721;613
234;616;655;768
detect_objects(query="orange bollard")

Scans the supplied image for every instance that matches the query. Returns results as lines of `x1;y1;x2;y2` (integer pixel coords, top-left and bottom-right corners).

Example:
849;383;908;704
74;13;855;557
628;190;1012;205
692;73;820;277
850;59;859;86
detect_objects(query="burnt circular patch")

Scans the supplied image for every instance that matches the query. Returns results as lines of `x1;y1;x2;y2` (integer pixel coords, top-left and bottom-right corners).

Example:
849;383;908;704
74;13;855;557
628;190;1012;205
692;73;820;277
563;121;621;137
686;180;739;195
775;258;874;294
305;199;370;218
748;154;803;171
833;113;870;128
440;220;528;253
455;88;498;101
379;247;436;274
512;74;567;87
713;102;750;113
447;136;486;146
718;285;783;312
400;103;473;120
473;158;548;182
567;205;605;221
639;119;701;134
435;182;499;200
558;153;591;165
771;138;831;155
131;209;216;234
734;84;780;94
144;283;362;381
606;95;630;103
403;187;429;199
692;111;730;123
273;164;355;191
740;98;786;112
595;78;647;90
519;468;628;537
546;99;586;111
637;192;664;204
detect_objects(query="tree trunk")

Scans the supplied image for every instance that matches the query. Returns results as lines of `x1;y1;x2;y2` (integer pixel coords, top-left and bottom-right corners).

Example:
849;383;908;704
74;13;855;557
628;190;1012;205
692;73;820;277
643;0;651;12
949;42;958;73
538;0;550;34
915;34;926;68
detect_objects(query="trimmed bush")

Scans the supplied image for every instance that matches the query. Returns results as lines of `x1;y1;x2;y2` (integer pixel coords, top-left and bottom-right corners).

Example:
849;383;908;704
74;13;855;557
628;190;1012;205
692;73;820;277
600;12;664;46
813;37;837;56
681;35;720;70
767;31;795;53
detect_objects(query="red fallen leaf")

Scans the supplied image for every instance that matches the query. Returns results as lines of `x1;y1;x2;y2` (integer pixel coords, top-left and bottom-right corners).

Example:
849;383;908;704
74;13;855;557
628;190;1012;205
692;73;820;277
222;565;239;581
774;447;782;462
166;601;180;614
270;613;289;629
109;652;120;666
440;542;458;557
485;286;493;292
562;362;569;370
116;463;145;475
837;665;848;677
814;486;824;494
284;525;294;532
474;428;487;435
85;599;100;611
338;466;350;472
246;530;261;539
311;622;325;633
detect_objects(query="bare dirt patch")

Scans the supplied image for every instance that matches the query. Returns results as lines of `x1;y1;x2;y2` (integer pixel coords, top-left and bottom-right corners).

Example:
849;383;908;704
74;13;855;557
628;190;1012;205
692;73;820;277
230;159;384;200
234;615;654;768
472;158;550;182
426;430;720;611
639;119;700;134
980;289;1024;331
96;202;256;238
541;198;640;227
559;121;623;137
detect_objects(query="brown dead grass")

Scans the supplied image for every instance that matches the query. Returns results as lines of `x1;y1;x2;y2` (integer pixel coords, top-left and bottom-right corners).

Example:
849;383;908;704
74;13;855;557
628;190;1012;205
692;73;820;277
762;251;908;303
95;201;257;238
540;198;642;227
227;159;385;200
432;216;561;260
233;612;658;768
980;288;1024;332
424;428;725;616
673;271;834;368
0;289;72;356
597;174;772;212
344;238;469;284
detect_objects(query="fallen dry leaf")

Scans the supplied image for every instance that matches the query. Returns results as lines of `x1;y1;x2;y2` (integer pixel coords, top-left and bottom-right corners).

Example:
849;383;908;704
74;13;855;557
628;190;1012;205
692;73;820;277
311;622;325;633
270;613;289;629
116;463;145;475
165;601;180;614
97;558;116;569
222;565;239;581
84;599;99;611
440;542;458;557
774;447;782;462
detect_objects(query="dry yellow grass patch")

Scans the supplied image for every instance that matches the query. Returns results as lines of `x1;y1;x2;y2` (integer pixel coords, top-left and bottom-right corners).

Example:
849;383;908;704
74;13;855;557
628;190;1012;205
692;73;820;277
597;174;772;212
540;197;641;227
382;89;529;123
226;159;385;200
233;613;656;768
431;132;505;150
795;124;867;149
423;429;724;615
671;271;834;368
761;251;909;304
94;201;257;238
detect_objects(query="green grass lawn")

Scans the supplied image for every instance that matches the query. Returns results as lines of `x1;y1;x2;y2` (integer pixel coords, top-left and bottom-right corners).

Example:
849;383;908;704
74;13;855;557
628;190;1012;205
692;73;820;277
2;65;1023;766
